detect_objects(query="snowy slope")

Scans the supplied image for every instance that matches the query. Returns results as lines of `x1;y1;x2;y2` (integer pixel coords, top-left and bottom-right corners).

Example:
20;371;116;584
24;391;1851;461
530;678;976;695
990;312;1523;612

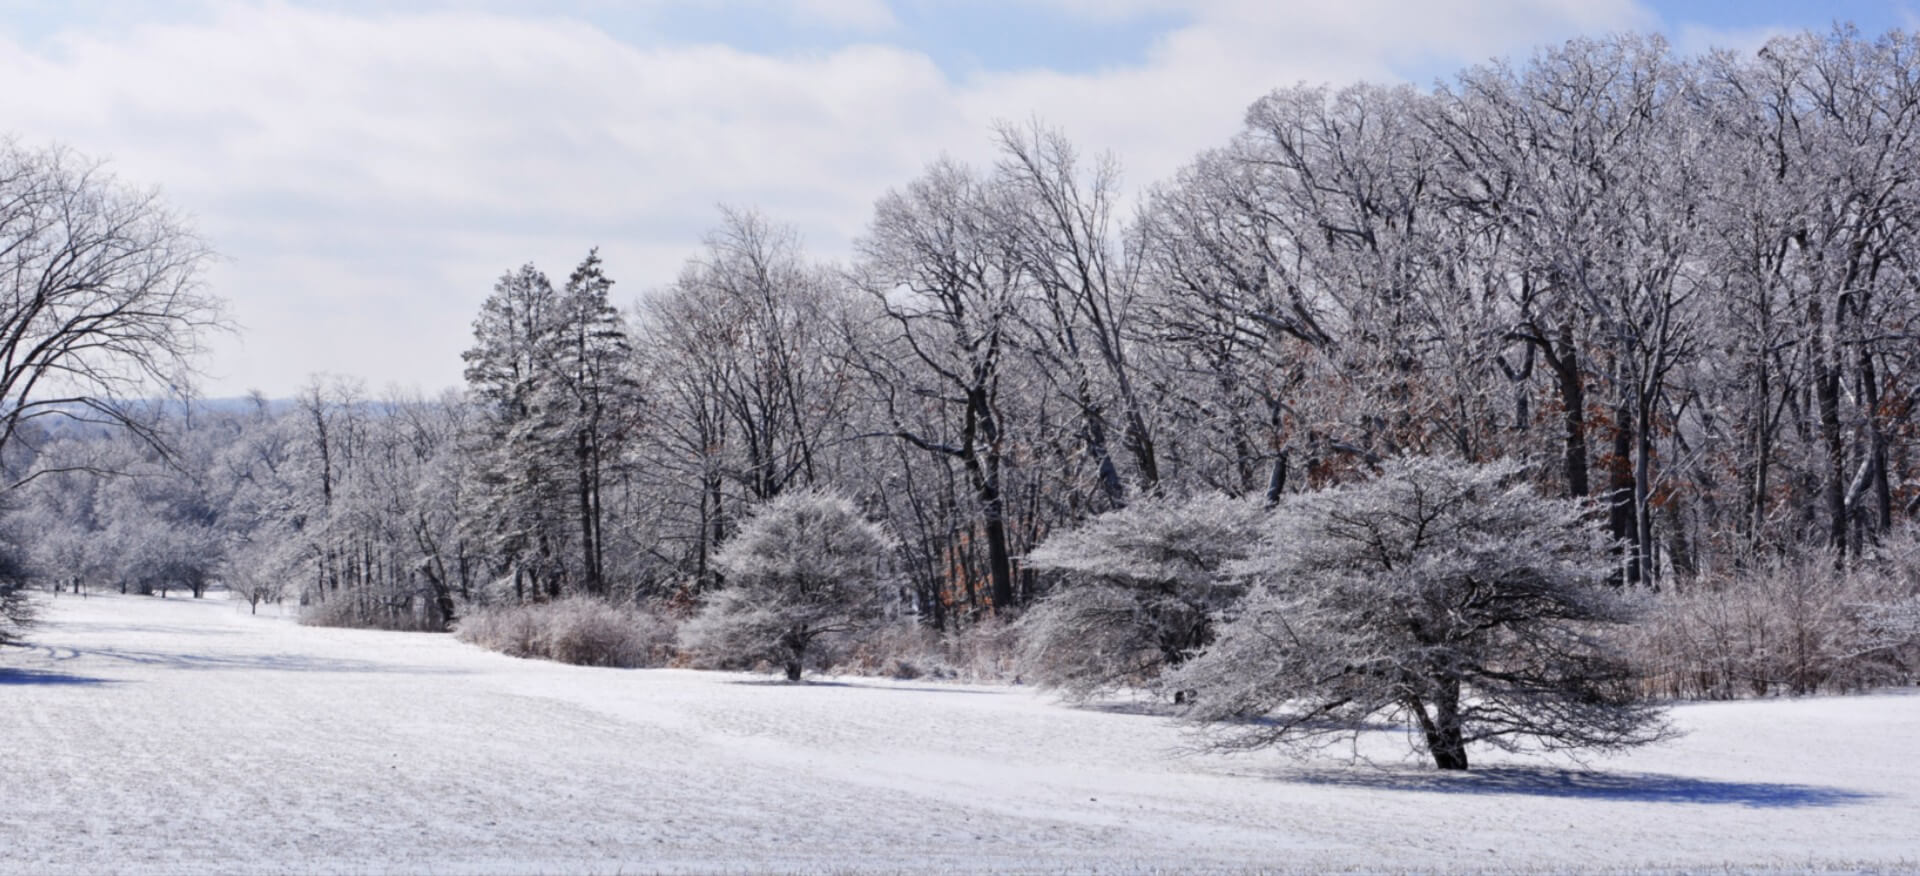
3;592;1916;874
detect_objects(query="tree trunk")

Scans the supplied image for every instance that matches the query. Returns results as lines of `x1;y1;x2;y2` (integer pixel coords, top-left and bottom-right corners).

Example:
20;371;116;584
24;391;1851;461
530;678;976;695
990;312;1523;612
1554;326;1591;500
1634;394;1658;587
1857;348;1893;537
539;533;560;600
1810;297;1848;560
426;575;456;631
1080;409;1126;509
1412;682;1469;770
576;428;600;596
1746;354;1774;544
981;502;1015;612
1427;728;1469;770
1265;450;1289;508
1123;409;1160;496
1608;402;1639;586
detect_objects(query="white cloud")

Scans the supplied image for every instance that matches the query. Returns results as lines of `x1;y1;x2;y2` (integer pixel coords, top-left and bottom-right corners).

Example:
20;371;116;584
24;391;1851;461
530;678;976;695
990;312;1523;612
789;0;898;32
1669;22;1797;59
0;0;1653;396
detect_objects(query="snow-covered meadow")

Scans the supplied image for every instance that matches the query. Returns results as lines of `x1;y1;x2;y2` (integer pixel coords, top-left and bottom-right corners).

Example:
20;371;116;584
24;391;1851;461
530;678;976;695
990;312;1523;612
4;592;1917;874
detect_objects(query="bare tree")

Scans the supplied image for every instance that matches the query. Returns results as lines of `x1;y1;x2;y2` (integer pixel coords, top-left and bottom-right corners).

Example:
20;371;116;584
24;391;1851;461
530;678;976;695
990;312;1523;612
633;209;858;593
0;139;223;485
993;122;1159;503
854;160;1026;612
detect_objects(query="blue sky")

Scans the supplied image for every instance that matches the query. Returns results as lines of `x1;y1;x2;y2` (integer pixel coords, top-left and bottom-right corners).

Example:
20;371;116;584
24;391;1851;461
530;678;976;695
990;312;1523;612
0;0;1912;396
648;1;1915;77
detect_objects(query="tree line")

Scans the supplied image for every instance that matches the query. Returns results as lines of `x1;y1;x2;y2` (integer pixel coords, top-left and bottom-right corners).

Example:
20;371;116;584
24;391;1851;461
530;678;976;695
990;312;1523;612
6;29;1919;708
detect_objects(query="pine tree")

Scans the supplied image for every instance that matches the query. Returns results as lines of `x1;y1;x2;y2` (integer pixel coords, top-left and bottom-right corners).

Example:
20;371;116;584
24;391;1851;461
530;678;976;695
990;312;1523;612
549;250;636;596
461;256;637;601
462;264;572;600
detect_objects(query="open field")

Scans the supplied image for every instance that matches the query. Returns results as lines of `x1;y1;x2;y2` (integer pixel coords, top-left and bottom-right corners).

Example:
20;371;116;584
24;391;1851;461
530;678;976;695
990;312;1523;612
3;592;1917;874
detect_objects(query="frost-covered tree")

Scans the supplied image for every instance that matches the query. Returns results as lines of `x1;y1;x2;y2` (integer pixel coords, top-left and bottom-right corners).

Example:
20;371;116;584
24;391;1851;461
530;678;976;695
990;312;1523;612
634;210;859;594
1174;456;1668;769
1018;493;1267;699
0;139;222;478
854;160;1025;611
546;249;634;596
463;264;571;600
680;489;895;681
460;254;638;603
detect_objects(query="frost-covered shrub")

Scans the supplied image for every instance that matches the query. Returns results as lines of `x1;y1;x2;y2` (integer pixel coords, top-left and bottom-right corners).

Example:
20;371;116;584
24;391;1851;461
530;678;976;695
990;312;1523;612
455;600;542;657
455;597;676;668
0;584;30;647
841;614;1022;683
1632;539;1920;699
1016;493;1268;699
1173;456;1668;770
540;598;675;667
678;489;895;681
300;590;446;632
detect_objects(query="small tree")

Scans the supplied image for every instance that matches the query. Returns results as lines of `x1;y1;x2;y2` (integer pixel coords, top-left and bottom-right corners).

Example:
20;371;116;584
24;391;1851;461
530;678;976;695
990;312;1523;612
1018;493;1268;699
680;490;895;681
223;532;290;615
1173;456;1668;770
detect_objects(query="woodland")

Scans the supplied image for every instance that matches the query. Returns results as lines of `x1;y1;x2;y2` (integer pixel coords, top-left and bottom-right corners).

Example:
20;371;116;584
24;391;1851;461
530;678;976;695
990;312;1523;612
5;28;1920;769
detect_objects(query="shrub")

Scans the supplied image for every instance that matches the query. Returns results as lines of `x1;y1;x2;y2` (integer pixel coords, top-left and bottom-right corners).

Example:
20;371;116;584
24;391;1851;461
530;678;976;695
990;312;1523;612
1631;545;1920;699
0;530;37;646
1017;492;1267;700
300;590;446;632
679;489;895;681
455;597;676;668
0;583;33;648
841;615;1023;683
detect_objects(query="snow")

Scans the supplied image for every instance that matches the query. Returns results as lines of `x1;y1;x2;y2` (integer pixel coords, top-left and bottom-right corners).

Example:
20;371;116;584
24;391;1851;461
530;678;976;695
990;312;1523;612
4;592;1917;874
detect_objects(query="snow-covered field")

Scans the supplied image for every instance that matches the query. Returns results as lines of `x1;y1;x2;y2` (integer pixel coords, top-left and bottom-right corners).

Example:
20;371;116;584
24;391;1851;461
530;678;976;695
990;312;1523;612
3;593;1916;875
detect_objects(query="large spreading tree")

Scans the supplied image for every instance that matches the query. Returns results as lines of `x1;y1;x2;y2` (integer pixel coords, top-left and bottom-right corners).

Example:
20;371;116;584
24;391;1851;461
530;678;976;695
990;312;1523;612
1173;456;1670;769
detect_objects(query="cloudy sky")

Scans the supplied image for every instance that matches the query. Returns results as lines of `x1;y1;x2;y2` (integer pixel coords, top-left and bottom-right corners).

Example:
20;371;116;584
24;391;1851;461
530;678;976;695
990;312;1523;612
1;0;1911;397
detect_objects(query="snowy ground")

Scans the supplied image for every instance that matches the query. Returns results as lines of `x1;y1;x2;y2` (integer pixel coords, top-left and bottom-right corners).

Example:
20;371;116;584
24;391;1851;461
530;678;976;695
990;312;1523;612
3;593;1917;875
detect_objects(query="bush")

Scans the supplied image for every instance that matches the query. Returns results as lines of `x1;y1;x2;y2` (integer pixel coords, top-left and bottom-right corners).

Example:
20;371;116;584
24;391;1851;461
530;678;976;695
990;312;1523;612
455;597;677;668
679;490;895;681
1632;546;1920;699
840;616;1023;683
1017;493;1267;700
0;530;37;646
300;590;447;632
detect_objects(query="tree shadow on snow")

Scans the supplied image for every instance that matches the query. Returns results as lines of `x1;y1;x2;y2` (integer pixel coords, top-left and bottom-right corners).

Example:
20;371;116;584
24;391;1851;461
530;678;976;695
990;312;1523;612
1073;699;1179;718
64;623;245;637
727;678;1001;695
72;648;467;675
1079;700;1407;731
0;667;118;686
1281;765;1876;808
